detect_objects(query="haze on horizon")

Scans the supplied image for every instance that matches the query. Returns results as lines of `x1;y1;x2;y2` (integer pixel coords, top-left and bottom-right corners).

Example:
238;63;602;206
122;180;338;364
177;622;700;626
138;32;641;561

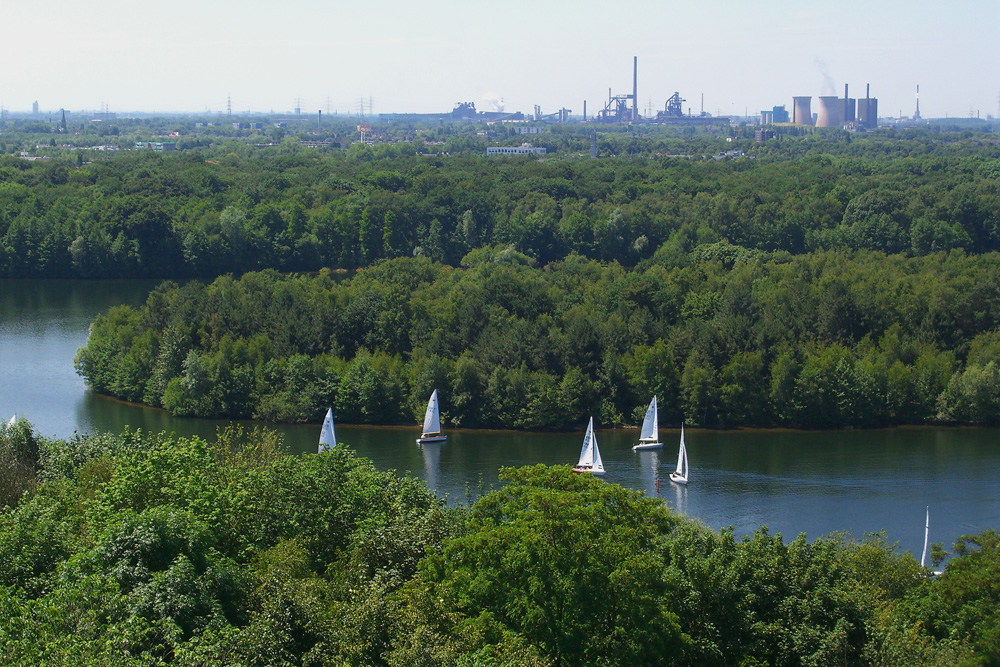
2;0;996;121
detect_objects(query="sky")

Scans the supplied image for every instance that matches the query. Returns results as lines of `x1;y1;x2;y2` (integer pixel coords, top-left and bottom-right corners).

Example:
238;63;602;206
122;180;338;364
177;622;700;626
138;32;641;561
2;0;997;120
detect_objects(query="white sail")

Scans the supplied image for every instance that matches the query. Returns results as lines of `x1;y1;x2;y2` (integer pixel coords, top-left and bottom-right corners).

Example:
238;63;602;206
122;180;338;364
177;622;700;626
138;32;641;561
670;423;688;484
575;417;604;475
422;389;441;435
319;407;337;452
8;414;15;427
921;506;930;569
639;396;658;441
591;429;604;473
674;424;686;476
577;417;595;467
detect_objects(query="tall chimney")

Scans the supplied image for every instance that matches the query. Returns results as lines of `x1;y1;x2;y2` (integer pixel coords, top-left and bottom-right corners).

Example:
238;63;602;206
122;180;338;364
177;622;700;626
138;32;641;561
583;100;587;121
632;56;638;121
844;83;849;125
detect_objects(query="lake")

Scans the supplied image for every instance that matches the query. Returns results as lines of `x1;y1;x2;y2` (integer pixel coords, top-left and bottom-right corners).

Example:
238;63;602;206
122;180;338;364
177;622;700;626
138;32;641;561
2;279;997;560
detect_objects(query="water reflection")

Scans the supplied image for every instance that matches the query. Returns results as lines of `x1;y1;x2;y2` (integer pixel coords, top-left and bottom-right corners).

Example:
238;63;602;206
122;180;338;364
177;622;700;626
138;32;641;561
637;450;660;498
419;442;443;493
669;478;688;517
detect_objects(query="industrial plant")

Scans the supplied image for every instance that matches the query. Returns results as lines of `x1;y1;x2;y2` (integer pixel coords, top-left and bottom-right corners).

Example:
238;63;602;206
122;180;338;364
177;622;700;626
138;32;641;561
13;56;961;135
780;84;879;129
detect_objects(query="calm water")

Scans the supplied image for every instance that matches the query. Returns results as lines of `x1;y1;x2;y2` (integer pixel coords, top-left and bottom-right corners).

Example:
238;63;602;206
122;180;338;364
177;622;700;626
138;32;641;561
2;279;998;558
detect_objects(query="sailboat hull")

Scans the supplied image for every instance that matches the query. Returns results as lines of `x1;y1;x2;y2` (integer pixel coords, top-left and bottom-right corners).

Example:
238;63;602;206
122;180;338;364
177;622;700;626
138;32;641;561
417;435;447;444
573;465;605;476
632;441;663;451
669;473;688;485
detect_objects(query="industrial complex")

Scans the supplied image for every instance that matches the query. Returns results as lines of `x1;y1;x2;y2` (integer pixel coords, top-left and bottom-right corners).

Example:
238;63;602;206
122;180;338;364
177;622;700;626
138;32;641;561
6;57;961;135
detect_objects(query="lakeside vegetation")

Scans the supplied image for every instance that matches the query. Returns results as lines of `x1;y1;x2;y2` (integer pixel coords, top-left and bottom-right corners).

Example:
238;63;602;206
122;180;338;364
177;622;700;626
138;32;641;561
76;250;1000;429
1;420;998;666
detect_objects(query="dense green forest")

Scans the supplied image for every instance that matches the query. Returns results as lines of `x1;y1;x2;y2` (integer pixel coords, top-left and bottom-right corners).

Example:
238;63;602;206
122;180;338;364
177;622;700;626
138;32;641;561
38;124;996;429
0;122;995;429
1;125;999;280
0;420;996;666
76;250;1000;428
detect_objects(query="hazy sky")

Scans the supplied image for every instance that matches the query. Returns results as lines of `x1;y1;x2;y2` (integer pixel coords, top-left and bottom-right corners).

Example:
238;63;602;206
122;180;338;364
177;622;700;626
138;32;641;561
2;0;997;119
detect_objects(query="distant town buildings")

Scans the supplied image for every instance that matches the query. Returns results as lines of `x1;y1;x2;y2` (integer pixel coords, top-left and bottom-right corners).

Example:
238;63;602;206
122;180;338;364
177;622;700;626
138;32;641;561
486;143;546;156
760;106;789;124
135;141;175;152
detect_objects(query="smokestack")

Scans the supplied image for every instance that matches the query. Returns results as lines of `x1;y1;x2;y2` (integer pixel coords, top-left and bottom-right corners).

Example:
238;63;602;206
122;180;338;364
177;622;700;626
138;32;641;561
583;100;587;121
844;84;849;125
632;56;638;121
318;109;322;128
915;84;921;120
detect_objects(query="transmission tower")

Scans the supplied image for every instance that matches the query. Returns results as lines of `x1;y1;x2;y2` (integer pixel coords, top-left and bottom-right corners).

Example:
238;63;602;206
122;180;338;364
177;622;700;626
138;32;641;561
227;95;232;117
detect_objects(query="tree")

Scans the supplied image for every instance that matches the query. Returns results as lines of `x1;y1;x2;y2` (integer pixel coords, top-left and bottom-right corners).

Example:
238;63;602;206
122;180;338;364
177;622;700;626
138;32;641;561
398;466;687;667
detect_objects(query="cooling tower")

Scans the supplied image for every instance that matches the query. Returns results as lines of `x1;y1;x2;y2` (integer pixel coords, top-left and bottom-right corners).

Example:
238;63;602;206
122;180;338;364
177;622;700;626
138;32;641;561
792;96;812;125
815;96;842;127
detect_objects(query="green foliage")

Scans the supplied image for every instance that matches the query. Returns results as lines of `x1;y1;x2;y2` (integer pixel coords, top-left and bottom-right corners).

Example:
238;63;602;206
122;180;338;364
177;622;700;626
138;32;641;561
397;465;687;667
75;247;1000;429
2;127;999;280
0;418;39;508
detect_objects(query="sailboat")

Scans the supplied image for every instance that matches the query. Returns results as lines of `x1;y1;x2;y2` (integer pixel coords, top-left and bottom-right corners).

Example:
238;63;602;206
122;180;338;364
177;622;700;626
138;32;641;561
318;407;337;453
669;424;689;485
572;417;605;476
8;414;16;427
632;396;663;451
417;389;447;444
921;506;943;575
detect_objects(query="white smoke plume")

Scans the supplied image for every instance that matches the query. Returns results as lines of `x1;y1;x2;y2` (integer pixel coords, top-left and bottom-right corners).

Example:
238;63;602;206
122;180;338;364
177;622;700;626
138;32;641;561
814;58;836;95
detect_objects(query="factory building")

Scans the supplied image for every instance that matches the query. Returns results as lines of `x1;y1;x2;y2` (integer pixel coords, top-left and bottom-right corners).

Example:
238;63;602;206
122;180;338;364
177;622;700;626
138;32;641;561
760;105;790;124
857;84;878;129
797;84;878;129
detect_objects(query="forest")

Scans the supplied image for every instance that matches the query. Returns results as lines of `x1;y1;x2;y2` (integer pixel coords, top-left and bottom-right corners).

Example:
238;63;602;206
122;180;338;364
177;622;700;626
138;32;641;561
75;250;1000;429
0;123;999;280
9;123;983;429
0;419;996;666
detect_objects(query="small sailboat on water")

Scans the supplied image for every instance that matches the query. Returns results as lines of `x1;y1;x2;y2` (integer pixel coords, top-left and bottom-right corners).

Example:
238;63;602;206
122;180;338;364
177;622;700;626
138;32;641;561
572;417;605;476
318;407;337;453
417;389;447;444
922;506;943;575
632;396;663;451
669;423;689;485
